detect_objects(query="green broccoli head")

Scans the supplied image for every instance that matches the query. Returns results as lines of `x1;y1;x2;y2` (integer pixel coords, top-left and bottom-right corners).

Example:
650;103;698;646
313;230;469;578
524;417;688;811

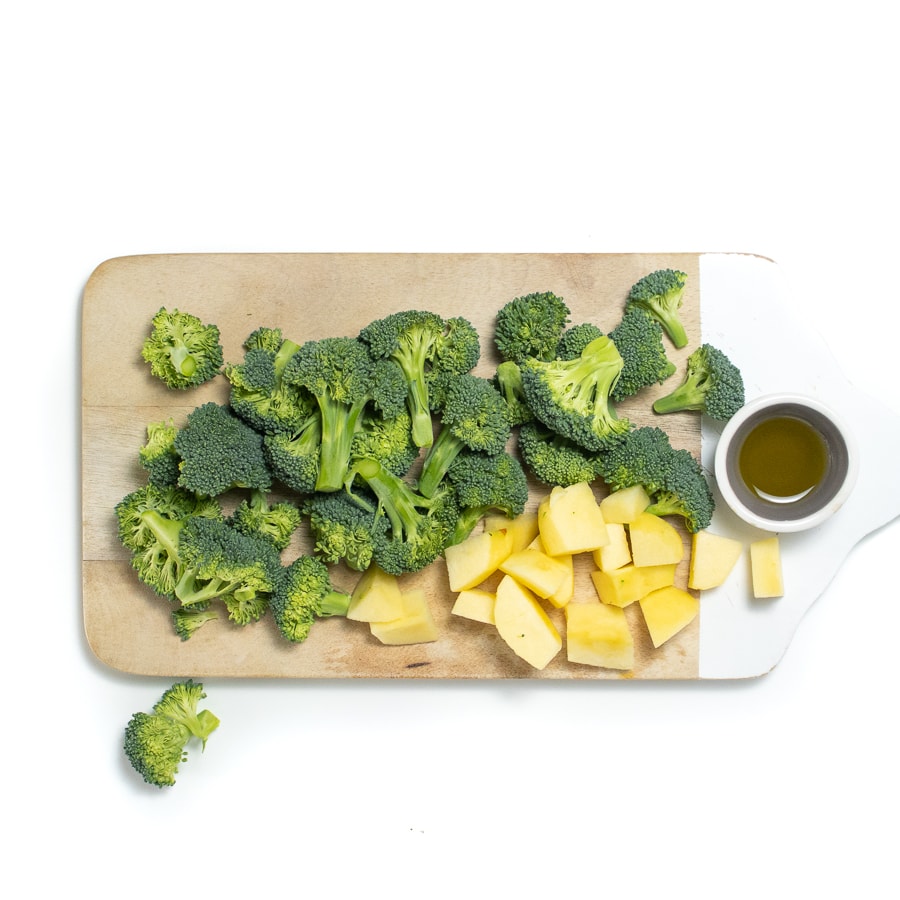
283;336;404;492
171;606;219;641
625;269;689;349
349;456;459;575
270;555;352;643
520;335;631;452
174;402;273;497
138;419;181;488
174;516;284;620
262;414;322;495
141;307;224;390
608;306;676;402
493;360;534;426
123;680;219;788
417;373;513;498
225;327;315;435
350;409;419;477
304;489;387;572
652;343;745;421
516;421;600;488
230;488;303;551
494;291;571;364
594;426;714;532
555;322;606;361
446;449;530;545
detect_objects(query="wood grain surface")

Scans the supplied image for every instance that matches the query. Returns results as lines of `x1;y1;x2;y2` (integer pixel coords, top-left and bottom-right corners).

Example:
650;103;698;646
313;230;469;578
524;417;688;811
81;253;704;679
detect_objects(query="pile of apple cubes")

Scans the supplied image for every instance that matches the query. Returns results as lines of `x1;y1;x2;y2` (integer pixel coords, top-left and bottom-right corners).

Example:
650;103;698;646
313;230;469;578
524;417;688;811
343;480;779;672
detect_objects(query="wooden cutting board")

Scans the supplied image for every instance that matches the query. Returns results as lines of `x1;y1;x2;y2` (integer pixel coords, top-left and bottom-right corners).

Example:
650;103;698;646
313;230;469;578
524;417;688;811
82;252;707;679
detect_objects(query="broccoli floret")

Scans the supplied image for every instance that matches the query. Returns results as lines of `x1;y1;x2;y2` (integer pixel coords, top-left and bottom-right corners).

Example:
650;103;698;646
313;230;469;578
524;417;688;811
174;402;272;497
516;420;600;487
652;343;745;421
115;484;223;595
171;606;219;641
123;680;219;788
624;269;689;349
594;426;714;532
520;335;631;452
270;555;352;643
358;310;479;449
282;337;408;492
224;327;315;434
304;490;386;572
608;306;676;402
446;450;530;545
141;307;224;390
263;414;322;495
138;419;181;488
555;322;605;361
230;488;302;551
174;516;283;622
347;456;459;575
417;374;513;498
494;291;570;364
493;360;534;426
350;409;419;477
121;507;282;624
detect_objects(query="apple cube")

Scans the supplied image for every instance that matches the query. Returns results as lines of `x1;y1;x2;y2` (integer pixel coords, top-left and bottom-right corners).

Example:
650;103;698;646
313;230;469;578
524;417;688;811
347;565;405;623
566;602;634;670
493;575;562;670
538;482;609;556
451;588;496;625
592;522;632;572
599;484;651;524
444;526;514;592
499;548;571;600
590;563;677;608
483;511;540;554
628;511;685;567
688;530;743;591
750;536;784;598
369;588;439;645
639;585;700;648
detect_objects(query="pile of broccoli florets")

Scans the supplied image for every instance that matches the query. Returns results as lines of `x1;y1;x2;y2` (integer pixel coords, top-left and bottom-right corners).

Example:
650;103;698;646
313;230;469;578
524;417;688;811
118;273;743;646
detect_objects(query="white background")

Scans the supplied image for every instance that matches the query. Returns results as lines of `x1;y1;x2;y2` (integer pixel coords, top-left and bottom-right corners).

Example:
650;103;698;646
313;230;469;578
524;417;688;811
5;2;898;897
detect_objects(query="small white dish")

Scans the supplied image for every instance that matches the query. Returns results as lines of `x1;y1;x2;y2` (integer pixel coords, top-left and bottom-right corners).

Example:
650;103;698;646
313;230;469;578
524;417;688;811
714;392;859;533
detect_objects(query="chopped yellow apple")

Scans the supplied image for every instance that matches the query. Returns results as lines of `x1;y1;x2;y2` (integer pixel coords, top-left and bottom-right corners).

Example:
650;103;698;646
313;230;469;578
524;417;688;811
538;482;609;556
444;526;514;592
498;548;570;600
369;588;438;645
599;484;651;524
688;530;743;591
639;585;699;648
565;602;634;670
483;511;540;554
628;511;685;568
592;522;632;572
493;574;562;670
546;551;574;608
590;562;677;608
750;536;784;598
347;565;405;623
451;588;496;625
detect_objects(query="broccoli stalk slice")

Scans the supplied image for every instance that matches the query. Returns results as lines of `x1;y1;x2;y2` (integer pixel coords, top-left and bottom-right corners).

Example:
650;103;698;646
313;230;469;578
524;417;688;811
651;374;708;414
416;425;467;499
319;590;353;618
174;569;259;608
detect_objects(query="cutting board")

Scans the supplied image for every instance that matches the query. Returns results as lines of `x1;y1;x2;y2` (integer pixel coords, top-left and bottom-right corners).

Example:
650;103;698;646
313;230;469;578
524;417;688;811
80;252;900;680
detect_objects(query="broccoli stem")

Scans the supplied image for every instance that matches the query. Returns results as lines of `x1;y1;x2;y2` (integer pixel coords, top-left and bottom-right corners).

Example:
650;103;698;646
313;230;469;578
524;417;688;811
652;378;703;414
315;398;367;493
168;341;197;377
417;427;464;498
659;315;688;350
393;342;434;447
140;509;185;562
319;590;352;617
353;457;425;541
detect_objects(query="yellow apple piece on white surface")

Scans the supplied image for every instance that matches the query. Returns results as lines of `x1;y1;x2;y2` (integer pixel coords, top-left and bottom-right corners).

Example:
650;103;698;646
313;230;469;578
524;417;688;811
750;536;784;599
688;530;743;591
